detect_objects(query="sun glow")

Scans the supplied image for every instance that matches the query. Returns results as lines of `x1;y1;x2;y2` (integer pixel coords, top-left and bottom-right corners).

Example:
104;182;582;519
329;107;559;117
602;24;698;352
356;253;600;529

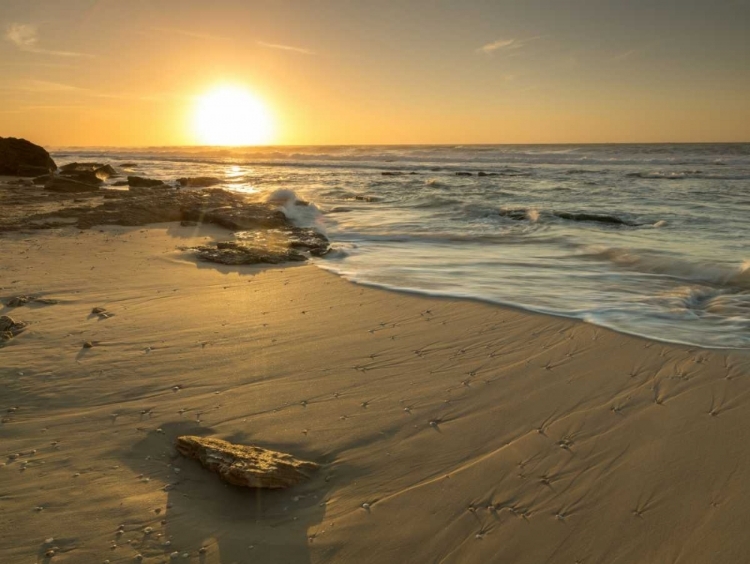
193;85;275;146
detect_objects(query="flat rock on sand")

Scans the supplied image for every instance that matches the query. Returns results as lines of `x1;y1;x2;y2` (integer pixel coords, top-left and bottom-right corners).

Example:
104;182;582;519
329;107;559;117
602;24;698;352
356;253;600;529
176;435;319;489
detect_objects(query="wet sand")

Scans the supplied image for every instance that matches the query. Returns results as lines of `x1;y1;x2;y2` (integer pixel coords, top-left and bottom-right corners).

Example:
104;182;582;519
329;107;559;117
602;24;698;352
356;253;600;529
1;220;750;563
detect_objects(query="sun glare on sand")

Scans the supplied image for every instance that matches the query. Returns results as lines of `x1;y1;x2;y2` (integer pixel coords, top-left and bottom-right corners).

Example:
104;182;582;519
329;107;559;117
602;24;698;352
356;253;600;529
193;85;275;146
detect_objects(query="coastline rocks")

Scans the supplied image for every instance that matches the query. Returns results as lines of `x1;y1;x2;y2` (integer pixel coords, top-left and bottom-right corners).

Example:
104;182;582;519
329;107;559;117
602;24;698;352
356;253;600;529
0;315;27;341
18;165;51;178
0;138;57;176
5;296;58;307
44;176;100;193
455;171;473;177
59;170;104;185
176;435;319;489
553;211;640;227
192;226;329;265
176;177;222;188
127;176;166;188
192;241;308;265
60;162;116;180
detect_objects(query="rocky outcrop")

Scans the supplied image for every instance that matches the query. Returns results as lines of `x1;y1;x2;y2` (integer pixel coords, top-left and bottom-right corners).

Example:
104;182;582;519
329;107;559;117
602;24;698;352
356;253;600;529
0;138;57;176
177;177;222;188
5;296;58;307
176;435;318;489
192;241;307;265
128;176;165;188
44;176;100;193
0;315;27;341
59;170;104;185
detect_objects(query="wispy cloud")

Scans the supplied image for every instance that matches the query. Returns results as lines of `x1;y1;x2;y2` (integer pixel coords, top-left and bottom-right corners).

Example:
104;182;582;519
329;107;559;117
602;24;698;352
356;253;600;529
151;27;231;42
612;49;639;61
5;79;87;93
257;41;314;55
5;23;93;58
477;36;543;55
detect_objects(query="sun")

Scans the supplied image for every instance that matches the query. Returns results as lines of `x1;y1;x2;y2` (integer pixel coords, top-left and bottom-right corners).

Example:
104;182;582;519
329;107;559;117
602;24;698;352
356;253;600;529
193;85;275;146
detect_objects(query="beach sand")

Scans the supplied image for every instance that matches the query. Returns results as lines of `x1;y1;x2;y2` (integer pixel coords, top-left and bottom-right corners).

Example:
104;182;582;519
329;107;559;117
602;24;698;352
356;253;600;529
1;219;750;563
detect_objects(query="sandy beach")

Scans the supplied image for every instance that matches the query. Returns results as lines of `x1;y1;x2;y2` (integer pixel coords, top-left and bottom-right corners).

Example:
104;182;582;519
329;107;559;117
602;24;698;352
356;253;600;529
1;191;749;563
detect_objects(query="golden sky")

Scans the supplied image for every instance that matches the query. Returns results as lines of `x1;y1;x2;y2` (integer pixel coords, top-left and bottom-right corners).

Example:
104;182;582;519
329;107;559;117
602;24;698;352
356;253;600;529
1;0;749;146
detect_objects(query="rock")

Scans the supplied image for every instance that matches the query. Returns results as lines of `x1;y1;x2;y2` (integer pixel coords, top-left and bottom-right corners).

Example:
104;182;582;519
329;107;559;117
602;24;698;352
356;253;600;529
95;165;117;179
455;172;473;177
0;138;57;176
33;174;52;185
0;315;27;341
381;171;405;176
6;296;32;307
176;435;318;489
352;195;381;202
59;170;104;185
59;162;105;173
44;177;100;193
553;211;641;227
180;220;198;227
4;296;55;307
176;177;222;188
127;176;165;188
17;165;52;177
192;241;308;265
112;180;129;187
477;171;498;177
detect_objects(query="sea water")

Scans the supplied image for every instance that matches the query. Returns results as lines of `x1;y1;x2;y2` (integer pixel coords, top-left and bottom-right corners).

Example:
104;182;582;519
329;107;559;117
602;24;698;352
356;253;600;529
51;144;750;349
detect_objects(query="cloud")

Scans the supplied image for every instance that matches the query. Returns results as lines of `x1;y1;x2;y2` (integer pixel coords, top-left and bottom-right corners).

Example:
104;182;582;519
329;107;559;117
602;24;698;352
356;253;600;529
151;27;231;42
257;41;314;55
477;36;544;55
5;23;93;57
613;49;639;61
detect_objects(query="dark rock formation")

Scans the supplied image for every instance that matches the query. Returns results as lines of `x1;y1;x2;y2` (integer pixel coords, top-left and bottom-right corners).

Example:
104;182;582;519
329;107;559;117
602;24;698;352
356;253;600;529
455;172;473;177
33;174;52;185
60;162;101;172
478;171;498;177
5;296;58;307
59;170;104;185
18;165;51;177
192;226;329;265
95;164;117;178
192;241;308;265
44;177;100;193
0;315;27;341
176;177;222;188
0;138;56;176
553;211;640;227
176;435;319;489
127;176;165;188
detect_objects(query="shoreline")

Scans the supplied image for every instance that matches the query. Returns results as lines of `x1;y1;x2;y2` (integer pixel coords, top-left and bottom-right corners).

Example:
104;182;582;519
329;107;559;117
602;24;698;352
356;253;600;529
1;221;749;563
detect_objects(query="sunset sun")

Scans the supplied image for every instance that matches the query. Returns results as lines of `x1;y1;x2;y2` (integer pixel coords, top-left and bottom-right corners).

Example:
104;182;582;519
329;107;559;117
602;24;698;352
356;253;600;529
193;85;274;146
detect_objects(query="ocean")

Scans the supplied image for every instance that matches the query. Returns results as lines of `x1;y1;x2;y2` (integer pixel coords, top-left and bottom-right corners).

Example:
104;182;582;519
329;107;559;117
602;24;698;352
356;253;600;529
51;144;750;349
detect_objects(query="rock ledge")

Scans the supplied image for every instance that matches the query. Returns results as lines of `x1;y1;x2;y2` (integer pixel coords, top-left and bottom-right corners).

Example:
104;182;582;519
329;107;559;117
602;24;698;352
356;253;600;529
176;435;319;489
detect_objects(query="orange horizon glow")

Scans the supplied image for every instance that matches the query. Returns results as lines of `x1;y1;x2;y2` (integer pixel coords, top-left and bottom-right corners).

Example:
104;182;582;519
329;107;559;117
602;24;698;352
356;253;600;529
1;2;749;147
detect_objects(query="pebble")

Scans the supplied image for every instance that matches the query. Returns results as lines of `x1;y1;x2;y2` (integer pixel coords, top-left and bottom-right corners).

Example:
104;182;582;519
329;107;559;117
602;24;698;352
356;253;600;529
362;503;370;510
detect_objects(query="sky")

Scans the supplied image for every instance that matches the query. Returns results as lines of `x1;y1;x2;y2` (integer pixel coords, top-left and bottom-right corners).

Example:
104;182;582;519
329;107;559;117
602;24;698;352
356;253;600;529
0;0;749;146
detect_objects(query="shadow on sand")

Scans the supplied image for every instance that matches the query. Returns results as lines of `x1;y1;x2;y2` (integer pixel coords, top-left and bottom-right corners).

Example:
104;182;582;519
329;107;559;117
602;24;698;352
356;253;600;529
120;421;333;564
